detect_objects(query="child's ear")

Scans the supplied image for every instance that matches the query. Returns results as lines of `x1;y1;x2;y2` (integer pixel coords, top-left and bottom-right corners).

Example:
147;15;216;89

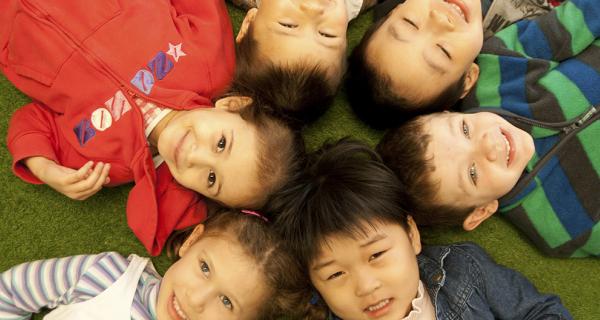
406;216;422;255
462;200;498;231
236;8;258;43
460;63;480;99
179;224;205;258
214;96;253;112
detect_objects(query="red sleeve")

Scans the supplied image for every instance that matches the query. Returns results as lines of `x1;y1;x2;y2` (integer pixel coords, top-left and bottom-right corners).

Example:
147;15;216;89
169;0;236;98
127;163;207;256
6;102;61;184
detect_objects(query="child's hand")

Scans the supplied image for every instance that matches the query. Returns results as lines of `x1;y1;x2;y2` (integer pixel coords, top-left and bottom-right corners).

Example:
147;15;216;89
25;157;111;200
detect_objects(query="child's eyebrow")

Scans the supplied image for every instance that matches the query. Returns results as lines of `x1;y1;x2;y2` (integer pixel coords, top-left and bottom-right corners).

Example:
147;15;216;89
359;234;387;248
227;129;234;155
312;259;335;271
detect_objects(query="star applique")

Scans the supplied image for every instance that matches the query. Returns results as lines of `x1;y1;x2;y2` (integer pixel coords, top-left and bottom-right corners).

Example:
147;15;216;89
166;43;187;62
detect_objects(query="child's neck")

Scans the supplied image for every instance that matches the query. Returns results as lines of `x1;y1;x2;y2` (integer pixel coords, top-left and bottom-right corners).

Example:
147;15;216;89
147;110;183;148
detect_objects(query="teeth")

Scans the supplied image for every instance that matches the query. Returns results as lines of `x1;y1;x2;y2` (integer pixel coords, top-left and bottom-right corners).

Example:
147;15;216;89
502;133;511;164
173;296;188;320
367;299;390;312
446;2;466;20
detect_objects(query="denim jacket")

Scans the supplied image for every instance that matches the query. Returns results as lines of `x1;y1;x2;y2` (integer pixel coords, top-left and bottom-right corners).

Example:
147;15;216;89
417;242;572;320
328;242;571;319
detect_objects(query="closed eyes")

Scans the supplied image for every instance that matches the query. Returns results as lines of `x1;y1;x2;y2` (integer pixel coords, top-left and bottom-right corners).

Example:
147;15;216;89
319;31;336;38
279;22;297;28
438;44;451;59
403;18;418;29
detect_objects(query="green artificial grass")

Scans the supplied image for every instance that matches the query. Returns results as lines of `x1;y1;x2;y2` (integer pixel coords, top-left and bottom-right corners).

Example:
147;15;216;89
1;4;598;319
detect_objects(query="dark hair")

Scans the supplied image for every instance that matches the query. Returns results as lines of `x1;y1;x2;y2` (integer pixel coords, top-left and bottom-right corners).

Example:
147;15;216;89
267;138;410;272
376;116;476;226
166;209;306;320
346;16;467;129
235;24;338;126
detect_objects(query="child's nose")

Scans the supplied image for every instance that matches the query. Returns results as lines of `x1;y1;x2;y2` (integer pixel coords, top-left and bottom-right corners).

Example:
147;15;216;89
430;9;455;31
354;272;382;297
480;132;500;162
185;143;216;168
300;1;325;16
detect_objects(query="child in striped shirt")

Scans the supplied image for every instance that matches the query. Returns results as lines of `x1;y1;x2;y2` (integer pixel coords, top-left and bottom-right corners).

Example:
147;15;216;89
0;210;304;320
376;0;600;258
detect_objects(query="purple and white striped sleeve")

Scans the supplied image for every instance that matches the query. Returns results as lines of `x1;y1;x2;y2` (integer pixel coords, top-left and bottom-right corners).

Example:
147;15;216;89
0;254;107;319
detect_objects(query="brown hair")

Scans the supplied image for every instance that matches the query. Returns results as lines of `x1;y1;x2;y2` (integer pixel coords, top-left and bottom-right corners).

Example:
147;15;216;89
223;78;306;209
376;116;475;226
166;209;307;319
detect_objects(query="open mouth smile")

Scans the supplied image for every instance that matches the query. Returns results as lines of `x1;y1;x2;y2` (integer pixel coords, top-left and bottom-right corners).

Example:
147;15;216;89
364;298;394;318
500;129;515;167
444;0;469;22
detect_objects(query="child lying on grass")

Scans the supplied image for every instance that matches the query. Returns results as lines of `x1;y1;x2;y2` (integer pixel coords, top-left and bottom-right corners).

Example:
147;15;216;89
377;0;600;258
346;0;566;127
0;210;305;320
269;139;572;319
2;0;303;255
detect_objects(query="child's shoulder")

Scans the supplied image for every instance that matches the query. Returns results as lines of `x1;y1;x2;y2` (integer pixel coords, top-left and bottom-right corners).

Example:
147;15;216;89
419;242;496;276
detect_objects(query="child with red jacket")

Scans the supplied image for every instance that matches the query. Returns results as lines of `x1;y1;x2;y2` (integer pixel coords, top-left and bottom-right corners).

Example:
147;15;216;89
1;0;301;255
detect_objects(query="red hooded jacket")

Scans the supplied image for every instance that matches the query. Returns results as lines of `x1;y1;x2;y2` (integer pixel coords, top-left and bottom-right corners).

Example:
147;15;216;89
1;0;235;255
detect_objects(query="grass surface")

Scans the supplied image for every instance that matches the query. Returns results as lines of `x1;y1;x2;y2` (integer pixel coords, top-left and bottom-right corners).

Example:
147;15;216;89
1;4;598;319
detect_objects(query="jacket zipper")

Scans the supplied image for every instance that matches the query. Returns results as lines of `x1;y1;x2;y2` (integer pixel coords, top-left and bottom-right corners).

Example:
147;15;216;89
28;3;183;111
498;105;599;204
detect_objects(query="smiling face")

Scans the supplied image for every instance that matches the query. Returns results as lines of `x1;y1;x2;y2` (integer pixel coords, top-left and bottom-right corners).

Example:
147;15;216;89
310;219;422;320
242;0;349;79
424;112;535;209
157;101;260;208
367;0;483;105
156;228;269;320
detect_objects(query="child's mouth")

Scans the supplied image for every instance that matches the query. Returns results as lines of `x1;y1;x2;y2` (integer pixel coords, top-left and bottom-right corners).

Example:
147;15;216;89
363;298;394;318
500;129;515;167
170;294;189;320
444;0;469;23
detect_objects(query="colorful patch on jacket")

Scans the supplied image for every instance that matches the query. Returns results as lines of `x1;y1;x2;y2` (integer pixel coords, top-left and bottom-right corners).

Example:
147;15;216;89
73;119;96;146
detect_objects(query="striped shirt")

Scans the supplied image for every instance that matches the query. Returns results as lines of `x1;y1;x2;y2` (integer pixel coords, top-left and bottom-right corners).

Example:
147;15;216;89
0;252;160;319
460;0;600;257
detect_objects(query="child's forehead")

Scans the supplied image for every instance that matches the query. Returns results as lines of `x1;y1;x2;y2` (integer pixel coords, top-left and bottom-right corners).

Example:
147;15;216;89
317;220;404;253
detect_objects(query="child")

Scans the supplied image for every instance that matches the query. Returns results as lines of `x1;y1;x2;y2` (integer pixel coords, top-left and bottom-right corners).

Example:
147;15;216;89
2;0;302;255
378;108;599;258
268;139;572;319
0;209;305;320
231;0;384;122
346;0;565;128
377;0;600;258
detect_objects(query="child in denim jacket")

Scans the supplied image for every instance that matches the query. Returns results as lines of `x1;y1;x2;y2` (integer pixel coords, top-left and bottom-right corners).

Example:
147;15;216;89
269;139;572;320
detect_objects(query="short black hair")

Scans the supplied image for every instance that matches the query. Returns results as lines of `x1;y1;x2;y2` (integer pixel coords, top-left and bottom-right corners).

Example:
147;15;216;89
346;15;467;129
235;24;337;127
266;138;410;270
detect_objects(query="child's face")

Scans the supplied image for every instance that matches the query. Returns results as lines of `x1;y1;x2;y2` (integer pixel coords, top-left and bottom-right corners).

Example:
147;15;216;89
157;226;270;320
243;0;349;78
424;112;535;209
310;219;422;320
157;97;260;207
367;0;483;104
